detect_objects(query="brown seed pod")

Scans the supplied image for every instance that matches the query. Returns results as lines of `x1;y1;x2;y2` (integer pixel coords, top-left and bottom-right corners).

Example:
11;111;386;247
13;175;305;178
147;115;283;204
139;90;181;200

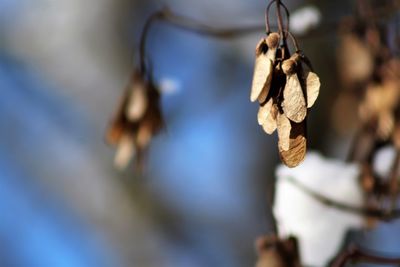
282;72;307;123
258;98;273;125
251;39;274;102
106;119;125;145
303;70;321;108
277;112;292;151
251;33;280;103
106;88;132;145
255;235;301;267
258;99;278;134
127;83;148;121
114;134;136;170
282;53;301;76
338;34;374;85
107;70;164;170
279;121;307;168
359;82;399;124
263;104;279;134
282;59;297;76
266;32;280;50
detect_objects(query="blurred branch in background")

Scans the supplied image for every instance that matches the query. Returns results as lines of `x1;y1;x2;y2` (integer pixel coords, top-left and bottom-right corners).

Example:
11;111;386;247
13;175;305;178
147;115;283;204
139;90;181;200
1;0;400;267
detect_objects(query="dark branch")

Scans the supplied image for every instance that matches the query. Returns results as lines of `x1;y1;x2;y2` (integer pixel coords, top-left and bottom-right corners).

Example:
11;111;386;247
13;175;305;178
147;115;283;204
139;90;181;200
331;245;400;267
283;176;400;221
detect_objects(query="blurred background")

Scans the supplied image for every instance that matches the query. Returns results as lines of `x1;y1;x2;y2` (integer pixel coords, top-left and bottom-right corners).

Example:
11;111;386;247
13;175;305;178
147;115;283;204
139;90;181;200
0;0;399;266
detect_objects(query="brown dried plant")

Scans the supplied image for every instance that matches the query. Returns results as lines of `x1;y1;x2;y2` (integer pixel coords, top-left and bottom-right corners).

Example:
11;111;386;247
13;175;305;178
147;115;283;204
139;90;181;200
255;235;302;267
106;71;163;170
251;1;321;168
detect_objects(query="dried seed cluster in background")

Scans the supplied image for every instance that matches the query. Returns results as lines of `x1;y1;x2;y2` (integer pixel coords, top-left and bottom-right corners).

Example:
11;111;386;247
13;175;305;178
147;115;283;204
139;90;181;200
255;235;301;267
333;1;400;226
106;71;163;170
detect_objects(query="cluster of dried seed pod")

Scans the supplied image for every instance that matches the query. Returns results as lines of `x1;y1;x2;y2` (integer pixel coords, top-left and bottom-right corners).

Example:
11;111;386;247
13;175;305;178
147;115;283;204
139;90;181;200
106;71;164;170
251;32;321;168
255;235;301;267
335;18;400;145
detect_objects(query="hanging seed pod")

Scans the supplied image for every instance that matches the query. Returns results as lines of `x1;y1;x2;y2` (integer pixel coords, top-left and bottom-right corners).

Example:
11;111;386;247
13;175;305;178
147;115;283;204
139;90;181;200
338;34;374;86
282;54;307;123
106;70;164;170
249;1;320;168
251;32;280;103
127;82;148;121
263;104;279;135
302;69;321;108
279;120;307;168
114;134;136;170
258;99;279;134
277;112;292;151
255;235;302;267
106;89;132;146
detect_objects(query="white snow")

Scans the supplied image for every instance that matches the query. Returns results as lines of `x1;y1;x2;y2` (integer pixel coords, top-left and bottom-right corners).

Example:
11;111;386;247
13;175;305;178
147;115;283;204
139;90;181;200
290;6;321;35
373;146;396;179
274;152;364;267
159;78;181;95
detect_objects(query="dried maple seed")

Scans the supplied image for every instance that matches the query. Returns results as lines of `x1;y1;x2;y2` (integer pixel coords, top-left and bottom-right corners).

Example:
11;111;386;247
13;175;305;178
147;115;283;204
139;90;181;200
127;83;148;121
279;121;307;168
106;70;164;170
258;98;274;125
251;32;280;103
114;134;136;170
248;3;321;167
258;99;278;134
277;112;291;151
282;69;307;123
304;70;321;108
263;104;279;134
251;39;273;102
282;53;301;76
282;59;297;76
266;32;280;49
338;34;374;85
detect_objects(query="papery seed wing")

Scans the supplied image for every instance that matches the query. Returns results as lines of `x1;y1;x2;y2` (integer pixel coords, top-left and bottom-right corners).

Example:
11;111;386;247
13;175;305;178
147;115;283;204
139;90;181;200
251;39;273;102
262;104;278;135
305;71;320;108
106;120;125;145
282;74;307;123
137;122;153;149
106;87;131;145
251;57;273;102
114;134;136;170
277;113;291;151
258;99;273;125
127;84;148;122
257;49;278;103
339;34;374;85
279;121;307;168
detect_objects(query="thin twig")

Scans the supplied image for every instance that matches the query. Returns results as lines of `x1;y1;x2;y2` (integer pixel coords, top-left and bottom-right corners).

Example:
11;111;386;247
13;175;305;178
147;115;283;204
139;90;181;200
138;6;339;76
389;150;400;211
331;245;400;267
283;176;400;221
138;2;400;74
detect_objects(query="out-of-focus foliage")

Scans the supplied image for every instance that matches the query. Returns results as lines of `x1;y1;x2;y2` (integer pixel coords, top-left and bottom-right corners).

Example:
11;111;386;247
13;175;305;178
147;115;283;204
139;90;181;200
1;0;400;266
